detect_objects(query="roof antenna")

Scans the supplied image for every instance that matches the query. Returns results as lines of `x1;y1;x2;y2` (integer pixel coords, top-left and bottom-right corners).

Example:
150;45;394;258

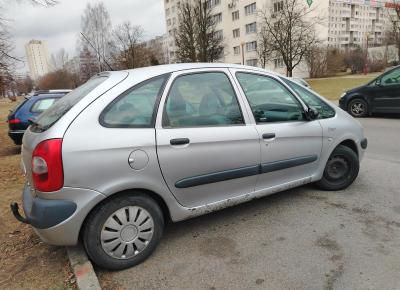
80;32;114;71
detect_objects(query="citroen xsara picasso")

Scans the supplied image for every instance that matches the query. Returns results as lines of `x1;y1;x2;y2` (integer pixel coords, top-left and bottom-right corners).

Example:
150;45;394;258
11;64;367;270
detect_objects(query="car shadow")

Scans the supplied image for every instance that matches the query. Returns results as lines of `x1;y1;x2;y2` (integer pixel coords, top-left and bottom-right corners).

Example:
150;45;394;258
368;113;400;119
0;145;21;157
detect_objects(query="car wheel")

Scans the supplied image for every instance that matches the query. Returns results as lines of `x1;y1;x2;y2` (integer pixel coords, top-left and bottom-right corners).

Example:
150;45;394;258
316;145;359;191
348;98;368;117
83;193;164;270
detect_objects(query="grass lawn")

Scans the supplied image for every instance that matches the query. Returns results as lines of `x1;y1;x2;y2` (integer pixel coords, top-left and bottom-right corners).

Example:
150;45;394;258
307;74;377;100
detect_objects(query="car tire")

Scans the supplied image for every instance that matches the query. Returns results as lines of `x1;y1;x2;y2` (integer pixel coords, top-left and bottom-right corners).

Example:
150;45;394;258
316;145;359;191
83;193;164;270
348;98;368;117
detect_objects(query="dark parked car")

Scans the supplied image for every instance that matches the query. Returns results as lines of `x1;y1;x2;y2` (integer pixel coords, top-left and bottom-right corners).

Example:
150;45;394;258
339;65;400;117
7;90;71;145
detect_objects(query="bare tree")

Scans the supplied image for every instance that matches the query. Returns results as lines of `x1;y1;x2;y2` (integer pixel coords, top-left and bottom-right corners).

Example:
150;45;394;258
80;2;113;71
174;0;224;62
51;48;69;71
37;69;76;90
258;0;319;76
386;1;400;61
15;0;58;5
112;21;145;69
30;0;57;5
257;26;270;69
175;2;197;62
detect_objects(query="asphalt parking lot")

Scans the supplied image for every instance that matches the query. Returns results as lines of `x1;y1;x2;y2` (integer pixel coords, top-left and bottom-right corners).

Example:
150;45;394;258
99;115;400;290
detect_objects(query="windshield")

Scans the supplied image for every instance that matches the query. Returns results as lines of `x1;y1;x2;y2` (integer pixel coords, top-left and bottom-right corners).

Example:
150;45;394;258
31;76;107;132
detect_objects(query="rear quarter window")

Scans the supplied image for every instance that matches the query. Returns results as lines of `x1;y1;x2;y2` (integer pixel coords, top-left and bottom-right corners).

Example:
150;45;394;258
31;76;107;132
100;74;169;128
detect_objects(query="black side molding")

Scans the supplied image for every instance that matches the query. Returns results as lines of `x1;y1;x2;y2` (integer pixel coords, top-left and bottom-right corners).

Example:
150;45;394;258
261;155;318;174
174;155;319;188
175;165;260;188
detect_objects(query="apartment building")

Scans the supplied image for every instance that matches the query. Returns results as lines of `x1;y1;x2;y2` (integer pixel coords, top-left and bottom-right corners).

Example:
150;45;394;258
163;0;393;76
25;40;51;81
328;0;390;50
142;35;170;64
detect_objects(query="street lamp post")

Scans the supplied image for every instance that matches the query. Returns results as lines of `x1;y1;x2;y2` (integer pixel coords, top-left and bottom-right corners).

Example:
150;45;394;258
364;32;370;75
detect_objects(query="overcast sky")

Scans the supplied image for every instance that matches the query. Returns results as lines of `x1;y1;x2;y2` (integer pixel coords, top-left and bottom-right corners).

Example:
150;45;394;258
4;0;166;73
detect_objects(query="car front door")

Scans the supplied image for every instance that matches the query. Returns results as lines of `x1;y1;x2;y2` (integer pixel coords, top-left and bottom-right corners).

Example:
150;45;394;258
232;70;323;192
373;67;400;113
155;69;260;208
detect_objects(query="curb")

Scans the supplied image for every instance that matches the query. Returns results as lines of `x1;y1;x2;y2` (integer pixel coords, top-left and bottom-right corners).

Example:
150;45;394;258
67;245;101;290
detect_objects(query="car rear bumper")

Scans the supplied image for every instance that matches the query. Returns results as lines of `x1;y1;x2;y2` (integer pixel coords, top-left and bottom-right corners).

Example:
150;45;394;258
8;130;25;145
11;184;106;246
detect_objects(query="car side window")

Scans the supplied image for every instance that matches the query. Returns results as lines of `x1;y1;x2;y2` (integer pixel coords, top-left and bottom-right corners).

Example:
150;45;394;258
236;72;305;123
283;79;336;119
163;72;244;128
101;75;168;127
30;98;58;113
381;68;400;86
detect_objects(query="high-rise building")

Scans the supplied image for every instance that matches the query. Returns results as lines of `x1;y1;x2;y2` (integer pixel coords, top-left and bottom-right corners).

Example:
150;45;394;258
143;34;170;64
163;0;393;76
25;40;51;80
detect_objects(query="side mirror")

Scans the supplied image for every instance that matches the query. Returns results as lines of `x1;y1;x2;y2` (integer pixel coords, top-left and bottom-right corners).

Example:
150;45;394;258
307;106;319;121
375;78;382;86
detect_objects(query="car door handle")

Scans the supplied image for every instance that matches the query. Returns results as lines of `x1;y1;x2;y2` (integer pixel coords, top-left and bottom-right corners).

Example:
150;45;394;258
262;133;276;139
170;138;190;145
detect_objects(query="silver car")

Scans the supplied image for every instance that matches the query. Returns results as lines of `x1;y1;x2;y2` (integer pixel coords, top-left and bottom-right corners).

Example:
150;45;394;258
11;63;367;270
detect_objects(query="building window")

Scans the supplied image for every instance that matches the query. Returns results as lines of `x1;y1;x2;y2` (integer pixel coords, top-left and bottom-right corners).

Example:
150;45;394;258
246;59;258;66
246;22;257;34
166;8;170;16
206;0;221;9
246;41;257;52
245;3;256;15
232;10;239;21
212;13;222;23
167;19;171;26
214;30;223;40
233;46;240;54
273;1;283;12
233;28;240;38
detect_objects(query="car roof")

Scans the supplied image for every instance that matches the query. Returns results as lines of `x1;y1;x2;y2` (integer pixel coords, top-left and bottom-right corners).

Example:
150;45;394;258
97;63;280;86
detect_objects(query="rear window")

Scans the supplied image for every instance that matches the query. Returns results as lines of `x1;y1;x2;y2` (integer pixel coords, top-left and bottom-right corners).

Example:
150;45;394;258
30;98;58;113
31;76;107;132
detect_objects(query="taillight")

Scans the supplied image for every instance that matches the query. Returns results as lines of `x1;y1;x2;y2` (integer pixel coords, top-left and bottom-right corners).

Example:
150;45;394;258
32;139;63;192
8;118;21;124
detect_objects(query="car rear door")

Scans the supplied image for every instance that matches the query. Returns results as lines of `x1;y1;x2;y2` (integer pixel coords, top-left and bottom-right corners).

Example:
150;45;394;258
155;68;260;208
231;69;323;192
373;67;400;113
